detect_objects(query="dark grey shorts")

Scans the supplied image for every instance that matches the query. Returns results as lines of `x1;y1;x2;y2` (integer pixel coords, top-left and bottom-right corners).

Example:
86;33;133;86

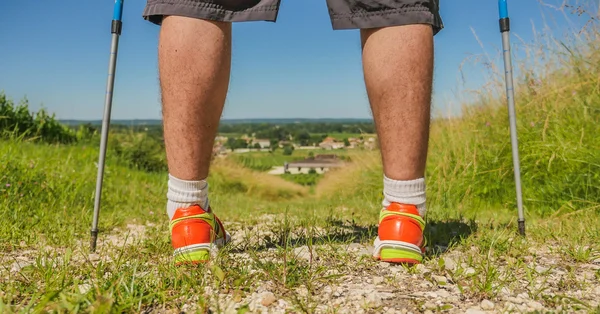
142;0;443;35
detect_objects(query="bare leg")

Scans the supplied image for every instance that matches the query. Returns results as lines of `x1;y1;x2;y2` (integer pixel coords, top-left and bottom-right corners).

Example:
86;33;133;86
361;25;434;181
158;16;231;180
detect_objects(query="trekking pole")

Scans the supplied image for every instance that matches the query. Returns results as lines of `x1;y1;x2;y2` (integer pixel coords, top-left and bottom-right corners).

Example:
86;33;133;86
498;0;525;236
91;0;125;252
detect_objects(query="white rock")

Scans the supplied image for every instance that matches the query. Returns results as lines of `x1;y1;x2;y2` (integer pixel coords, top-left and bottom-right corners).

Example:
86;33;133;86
366;293;382;307
423;301;437;310
465;308;486;314
373;276;385;285
432;275;447;285
444;257;457;271
78;283;91;294
464;267;476;275
436;289;450;298
481;299;494;310
527;301;543;310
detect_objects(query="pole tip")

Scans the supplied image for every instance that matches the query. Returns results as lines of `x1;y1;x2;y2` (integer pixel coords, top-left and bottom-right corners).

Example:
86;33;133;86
518;220;525;237
90;230;99;252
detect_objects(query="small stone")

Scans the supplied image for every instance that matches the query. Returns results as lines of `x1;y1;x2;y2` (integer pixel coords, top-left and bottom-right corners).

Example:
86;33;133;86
504;302;516;311
527;301;543;310
464;267;476;275
366;293;382;307
378;262;391;268
507;297;523;304
432;275;447;285
535;266;548;273
517;292;529;300
436;289;450;298
443;257;457;271
423;301;437;310
88;253;100;261
78;283;91;294
261;292;277;307
481;299;494;310
373;276;385;285
465;308;486;314
424;310;434;314
415;264;427;272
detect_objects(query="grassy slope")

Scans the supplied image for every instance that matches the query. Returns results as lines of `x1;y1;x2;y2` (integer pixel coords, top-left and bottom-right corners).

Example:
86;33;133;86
1;12;600;313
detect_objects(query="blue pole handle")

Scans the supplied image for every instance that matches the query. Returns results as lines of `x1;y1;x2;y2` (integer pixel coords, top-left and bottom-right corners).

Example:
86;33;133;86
498;0;508;19
113;0;124;21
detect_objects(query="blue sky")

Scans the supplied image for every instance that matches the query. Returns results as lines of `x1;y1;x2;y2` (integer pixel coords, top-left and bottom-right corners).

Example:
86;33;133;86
0;0;592;120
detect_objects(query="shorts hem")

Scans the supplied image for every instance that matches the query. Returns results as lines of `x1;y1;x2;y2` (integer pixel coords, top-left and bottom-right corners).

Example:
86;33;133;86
330;8;443;35
142;2;280;25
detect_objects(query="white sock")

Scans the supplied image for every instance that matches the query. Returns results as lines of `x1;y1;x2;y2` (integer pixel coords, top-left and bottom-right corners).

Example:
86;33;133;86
166;174;210;220
381;175;427;217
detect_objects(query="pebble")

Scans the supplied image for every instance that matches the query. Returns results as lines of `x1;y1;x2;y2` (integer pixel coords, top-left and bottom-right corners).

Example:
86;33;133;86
373;276;385;285
423;301;437;310
366;293;382;307
527;300;543;310
261;292;277;307
436;289;450;298
481;299;494;310
464;267;476;275
432;275;447;285
443;257;457;271
507;297;524;304
465;308;486;314
535;266;549;273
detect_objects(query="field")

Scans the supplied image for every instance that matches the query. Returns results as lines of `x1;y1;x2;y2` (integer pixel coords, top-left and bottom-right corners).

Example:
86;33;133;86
2;7;600;314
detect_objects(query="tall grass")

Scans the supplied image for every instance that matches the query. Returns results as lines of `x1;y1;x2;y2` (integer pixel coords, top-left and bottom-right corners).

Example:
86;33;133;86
318;3;600;218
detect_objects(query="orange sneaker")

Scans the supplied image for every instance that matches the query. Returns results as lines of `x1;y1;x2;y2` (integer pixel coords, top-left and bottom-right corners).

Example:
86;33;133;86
372;203;426;264
170;204;231;264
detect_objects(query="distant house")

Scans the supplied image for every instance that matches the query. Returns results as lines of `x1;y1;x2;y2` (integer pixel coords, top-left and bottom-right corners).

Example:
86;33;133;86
282;155;345;174
318;137;344;150
254;139;271;148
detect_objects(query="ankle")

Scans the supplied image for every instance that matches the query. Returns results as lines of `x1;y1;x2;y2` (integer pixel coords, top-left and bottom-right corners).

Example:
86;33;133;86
166;174;209;220
381;175;426;217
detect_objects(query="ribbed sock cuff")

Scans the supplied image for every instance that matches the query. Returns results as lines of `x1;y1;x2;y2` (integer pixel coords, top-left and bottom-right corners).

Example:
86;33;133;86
382;175;427;217
166;174;209;220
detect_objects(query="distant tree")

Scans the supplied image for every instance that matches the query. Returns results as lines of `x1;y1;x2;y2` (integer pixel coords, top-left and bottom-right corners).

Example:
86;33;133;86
343;138;350;147
283;145;294;156
253;142;261;149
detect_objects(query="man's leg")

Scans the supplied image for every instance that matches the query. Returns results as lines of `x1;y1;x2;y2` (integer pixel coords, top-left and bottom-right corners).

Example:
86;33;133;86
143;0;280;264
361;25;433;211
158;16;230;217
326;0;443;264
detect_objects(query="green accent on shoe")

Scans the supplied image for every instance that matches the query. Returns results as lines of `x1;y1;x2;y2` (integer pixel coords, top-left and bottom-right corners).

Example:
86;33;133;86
379;210;426;231
174;249;210;264
380;247;423;263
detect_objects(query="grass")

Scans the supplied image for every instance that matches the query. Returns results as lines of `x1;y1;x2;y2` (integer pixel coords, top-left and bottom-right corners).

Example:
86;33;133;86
1;3;600;312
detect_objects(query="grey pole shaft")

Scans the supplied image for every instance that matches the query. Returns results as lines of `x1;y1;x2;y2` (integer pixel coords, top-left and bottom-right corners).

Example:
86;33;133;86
91;33;120;252
501;31;525;236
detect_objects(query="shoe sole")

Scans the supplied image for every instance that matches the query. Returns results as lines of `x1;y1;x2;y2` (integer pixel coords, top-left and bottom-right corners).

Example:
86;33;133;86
373;239;423;264
172;232;232;265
